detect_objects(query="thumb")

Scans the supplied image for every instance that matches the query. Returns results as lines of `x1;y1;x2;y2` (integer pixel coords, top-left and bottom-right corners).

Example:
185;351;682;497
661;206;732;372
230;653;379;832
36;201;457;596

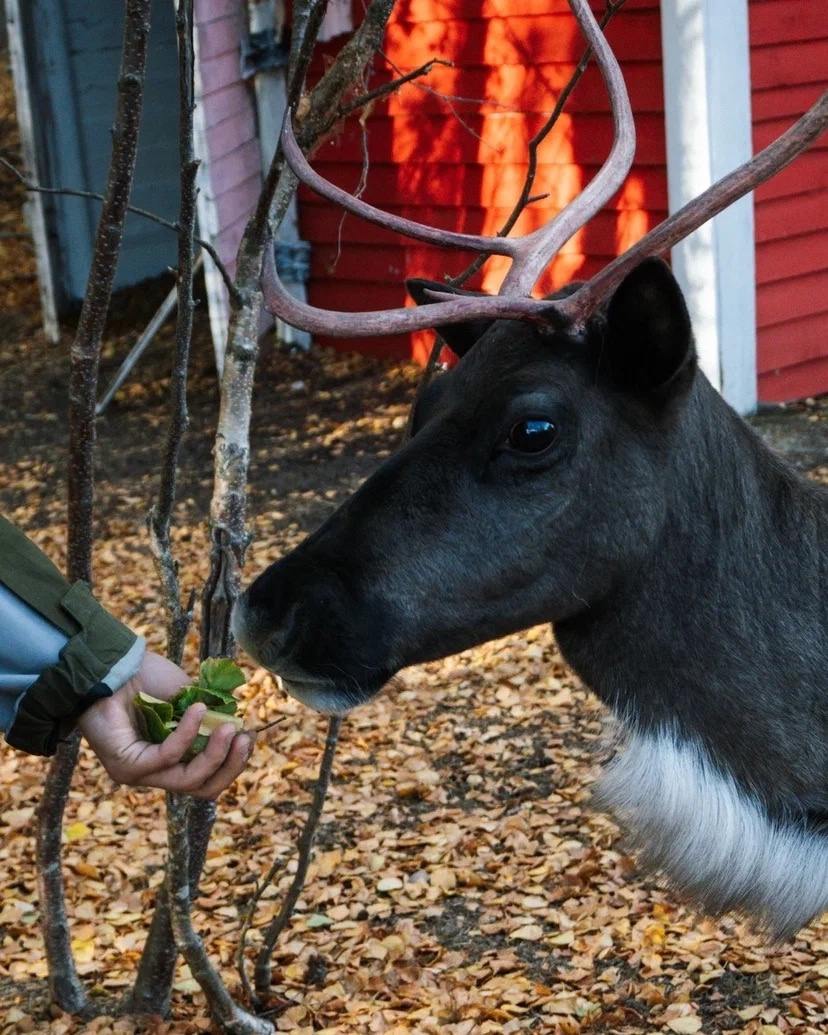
139;703;207;774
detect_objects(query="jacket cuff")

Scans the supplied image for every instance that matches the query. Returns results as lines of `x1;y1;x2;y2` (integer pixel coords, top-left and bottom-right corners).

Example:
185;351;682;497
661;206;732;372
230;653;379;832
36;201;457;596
102;636;145;694
5;582;138;757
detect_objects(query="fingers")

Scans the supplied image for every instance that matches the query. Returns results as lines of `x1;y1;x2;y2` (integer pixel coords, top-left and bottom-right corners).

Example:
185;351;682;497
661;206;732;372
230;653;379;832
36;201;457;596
136;703;208;775
188;733;252;799
147;725;252;797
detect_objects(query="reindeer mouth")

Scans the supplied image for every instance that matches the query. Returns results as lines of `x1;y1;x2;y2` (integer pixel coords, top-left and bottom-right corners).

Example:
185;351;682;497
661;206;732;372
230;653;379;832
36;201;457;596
279;675;384;715
232;594;391;715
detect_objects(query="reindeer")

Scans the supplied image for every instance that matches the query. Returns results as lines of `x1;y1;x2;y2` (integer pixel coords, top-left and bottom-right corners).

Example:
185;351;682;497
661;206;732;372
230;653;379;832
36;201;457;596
235;0;828;940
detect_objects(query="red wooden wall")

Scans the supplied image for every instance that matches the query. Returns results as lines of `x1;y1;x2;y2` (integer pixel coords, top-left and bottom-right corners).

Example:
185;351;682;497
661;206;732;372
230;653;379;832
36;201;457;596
301;0;667;363
750;0;828;402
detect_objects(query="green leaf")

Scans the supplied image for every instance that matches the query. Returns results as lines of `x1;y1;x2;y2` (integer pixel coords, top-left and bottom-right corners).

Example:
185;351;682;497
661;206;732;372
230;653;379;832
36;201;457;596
171;685;237;717
199;658;246;693
171;685;205;718
182;734;210;762
135;699;172;744
199;686;238;714
136;692;174;723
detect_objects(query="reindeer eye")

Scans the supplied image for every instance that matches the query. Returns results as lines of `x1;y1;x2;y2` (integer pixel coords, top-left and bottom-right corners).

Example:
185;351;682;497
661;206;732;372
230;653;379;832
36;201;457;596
507;419;558;453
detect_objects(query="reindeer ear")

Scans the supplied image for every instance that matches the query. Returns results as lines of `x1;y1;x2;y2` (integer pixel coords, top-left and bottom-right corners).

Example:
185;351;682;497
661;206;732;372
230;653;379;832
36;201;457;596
604;258;695;394
406;278;494;357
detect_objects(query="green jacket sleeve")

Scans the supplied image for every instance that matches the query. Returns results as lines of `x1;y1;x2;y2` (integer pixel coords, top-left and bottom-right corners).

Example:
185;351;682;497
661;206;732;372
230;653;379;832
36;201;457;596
0;517;142;756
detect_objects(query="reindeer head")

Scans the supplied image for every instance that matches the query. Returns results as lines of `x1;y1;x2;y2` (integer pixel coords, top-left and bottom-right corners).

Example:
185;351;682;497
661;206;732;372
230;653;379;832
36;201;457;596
234;257;697;712
239;0;826;712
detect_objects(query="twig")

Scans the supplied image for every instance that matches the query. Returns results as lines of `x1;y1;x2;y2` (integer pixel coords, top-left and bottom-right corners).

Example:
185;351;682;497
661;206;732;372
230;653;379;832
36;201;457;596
379;50;499;152
148;0;199;668
130;3;223;1018
37;1;153;1017
250;716;288;735
403;1;628;439
246;716;342;1004
338;58;453;119
374;56;633;116
0;155;239;304
153;10;216;1020
329;109;371;273
448;0;629;288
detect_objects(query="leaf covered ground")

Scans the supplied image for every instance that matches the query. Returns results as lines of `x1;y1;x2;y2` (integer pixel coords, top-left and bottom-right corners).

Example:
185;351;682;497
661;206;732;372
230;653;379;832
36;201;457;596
2;47;828;1035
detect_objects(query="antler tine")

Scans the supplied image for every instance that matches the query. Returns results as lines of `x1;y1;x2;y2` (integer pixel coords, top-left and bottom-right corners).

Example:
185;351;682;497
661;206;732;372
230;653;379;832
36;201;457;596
564;89;828;326
280;118;517;258
263;6;826;342
499;0;636;296
261;245;559;336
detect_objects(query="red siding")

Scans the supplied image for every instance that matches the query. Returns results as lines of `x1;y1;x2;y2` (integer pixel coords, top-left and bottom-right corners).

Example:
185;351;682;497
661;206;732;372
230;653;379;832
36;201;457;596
301;0;667;363
750;0;828;402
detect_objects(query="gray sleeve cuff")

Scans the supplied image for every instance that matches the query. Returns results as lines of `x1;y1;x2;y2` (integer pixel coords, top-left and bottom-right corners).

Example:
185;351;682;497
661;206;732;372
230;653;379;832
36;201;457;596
101;636;146;693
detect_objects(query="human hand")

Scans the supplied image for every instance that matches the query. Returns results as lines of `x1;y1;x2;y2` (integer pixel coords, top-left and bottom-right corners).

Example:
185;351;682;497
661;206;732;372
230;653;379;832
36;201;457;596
77;651;253;798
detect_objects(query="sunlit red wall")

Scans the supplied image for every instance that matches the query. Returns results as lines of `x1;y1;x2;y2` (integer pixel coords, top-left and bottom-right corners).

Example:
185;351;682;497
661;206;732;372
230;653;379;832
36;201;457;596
749;0;828;402
301;0;666;363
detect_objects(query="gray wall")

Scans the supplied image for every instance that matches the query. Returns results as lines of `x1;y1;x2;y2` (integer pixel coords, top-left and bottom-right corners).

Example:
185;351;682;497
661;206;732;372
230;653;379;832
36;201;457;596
19;0;180;306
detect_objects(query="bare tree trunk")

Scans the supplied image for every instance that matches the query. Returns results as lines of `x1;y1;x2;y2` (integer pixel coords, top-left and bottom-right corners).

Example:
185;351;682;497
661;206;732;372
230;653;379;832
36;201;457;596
127;803;213;1016
37;0;152;1015
167;795;272;1034
36;734;86;1015
128;0;200;1014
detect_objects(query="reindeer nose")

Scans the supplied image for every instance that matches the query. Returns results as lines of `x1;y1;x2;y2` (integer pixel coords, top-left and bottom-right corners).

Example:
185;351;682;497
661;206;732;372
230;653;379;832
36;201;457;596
234;551;347;672
232;560;302;665
231;587;290;667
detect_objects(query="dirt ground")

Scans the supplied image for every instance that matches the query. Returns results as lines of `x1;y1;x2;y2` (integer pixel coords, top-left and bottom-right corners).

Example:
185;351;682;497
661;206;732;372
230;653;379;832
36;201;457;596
2;43;828;1035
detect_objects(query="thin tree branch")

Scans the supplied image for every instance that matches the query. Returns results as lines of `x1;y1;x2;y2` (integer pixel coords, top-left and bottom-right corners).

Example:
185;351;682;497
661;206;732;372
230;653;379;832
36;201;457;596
338;58;453;119
249;716;342;1004
287;0;329;111
379;50;499;151
130;4;222;1018
448;0;628;288
148;0;199;668
38;0;154;1017
167;795;273;1034
0;155;239;304
402;2;628;439
296;0;396;152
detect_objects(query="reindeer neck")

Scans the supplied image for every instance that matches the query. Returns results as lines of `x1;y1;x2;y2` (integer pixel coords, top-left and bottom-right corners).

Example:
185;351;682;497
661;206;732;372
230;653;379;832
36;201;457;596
555;375;828;814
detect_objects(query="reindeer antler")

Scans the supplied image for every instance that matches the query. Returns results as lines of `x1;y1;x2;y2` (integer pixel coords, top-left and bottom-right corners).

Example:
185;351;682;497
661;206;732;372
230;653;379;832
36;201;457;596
564;89;828;324
262;0;828;337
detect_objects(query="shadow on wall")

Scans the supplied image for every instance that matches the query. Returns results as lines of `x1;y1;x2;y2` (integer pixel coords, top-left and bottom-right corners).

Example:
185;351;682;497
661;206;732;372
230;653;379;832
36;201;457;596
299;0;667;364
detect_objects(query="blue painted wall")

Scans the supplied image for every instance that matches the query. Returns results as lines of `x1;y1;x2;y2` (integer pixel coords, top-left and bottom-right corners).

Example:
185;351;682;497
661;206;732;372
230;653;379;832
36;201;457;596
20;0;180;306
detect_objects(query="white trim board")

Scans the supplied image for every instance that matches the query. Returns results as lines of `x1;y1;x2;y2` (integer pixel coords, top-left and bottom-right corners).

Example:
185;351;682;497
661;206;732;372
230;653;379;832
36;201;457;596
5;0;60;342
660;0;757;415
